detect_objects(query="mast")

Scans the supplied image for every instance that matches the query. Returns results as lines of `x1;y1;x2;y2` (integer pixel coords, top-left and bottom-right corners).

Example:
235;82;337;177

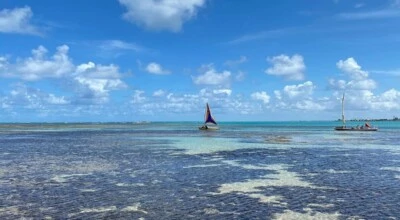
341;93;345;127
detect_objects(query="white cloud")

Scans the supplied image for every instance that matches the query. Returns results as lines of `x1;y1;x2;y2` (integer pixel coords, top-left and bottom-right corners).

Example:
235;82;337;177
274;90;282;100
251;91;270;104
99;40;144;52
46;94;69;105
74;62;127;104
370;69;400;76
193;66;231;86
283;81;315;99
0;56;8;69
337;57;368;80
0;6;41;35
224;56;247;67
354;3;365;8
266;54;305;81
337;2;400;20
76;62;96;73
329;79;347;90
6;83;69;109
119;0;206;32
1;45;74;81
366;89;400;110
381;88;400;100
330;57;376;91
145;62;170;75
153;89;166;97
213;89;232;96
271;81;324;111
295;100;326;110
337;9;400;20
132;90;146;104
225;28;291;45
235;71;245;81
0;45;129;106
347;79;376;90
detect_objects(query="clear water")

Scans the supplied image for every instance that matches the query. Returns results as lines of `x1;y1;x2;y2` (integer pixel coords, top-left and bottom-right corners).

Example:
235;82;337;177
1;121;399;219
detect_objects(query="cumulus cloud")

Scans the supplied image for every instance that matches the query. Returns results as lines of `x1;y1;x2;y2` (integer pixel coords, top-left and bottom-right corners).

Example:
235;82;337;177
153;89;166;97
251;91;270;104
0;45;74;81
265;54;305;81
283;81;315;99
132;90;146;104
213;89;232;96
145;62;170;75
73;62;127;104
272;81;324;110
373;89;400;110
0;6;41;35
0;56;8;70
330;57;376;91
0;45;129;106
337;57;368;80
119;0;206;32
6;83;69;109
193;66;231;86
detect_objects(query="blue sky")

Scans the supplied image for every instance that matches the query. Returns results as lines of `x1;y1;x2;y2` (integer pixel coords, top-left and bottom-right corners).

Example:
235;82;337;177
1;0;400;122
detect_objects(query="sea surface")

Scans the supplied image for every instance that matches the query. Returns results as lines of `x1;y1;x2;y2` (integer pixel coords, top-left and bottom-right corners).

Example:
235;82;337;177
1;121;400;219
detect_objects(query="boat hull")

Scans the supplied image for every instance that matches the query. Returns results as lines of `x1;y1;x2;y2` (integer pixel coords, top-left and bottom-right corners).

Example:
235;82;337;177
199;126;219;130
334;126;377;131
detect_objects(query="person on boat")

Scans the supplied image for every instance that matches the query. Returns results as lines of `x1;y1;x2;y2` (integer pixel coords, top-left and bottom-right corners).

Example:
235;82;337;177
200;125;208;130
365;123;371;128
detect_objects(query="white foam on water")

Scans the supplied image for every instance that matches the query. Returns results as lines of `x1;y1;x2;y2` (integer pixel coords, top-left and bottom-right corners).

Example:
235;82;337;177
215;162;332;195
209;161;335;210
79;206;117;213
116;183;146;187
210;161;336;215
307;203;335;208
324;169;353;174
381;167;400;172
171;137;258;154
183;164;222;168
203;207;239;215
245;193;286;206
0;206;20;215
203;208;220;214
80;189;97;192
272;209;341;220
121;203;148;214
50;173;91;183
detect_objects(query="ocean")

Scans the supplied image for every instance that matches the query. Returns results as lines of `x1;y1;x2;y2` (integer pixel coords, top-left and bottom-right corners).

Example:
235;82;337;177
1;121;400;219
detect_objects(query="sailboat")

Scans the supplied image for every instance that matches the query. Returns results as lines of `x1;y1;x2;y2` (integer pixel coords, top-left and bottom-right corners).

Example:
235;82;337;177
199;103;219;130
334;93;377;131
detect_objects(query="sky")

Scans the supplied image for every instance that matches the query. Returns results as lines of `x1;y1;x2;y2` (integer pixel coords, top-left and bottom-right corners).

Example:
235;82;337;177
0;0;400;122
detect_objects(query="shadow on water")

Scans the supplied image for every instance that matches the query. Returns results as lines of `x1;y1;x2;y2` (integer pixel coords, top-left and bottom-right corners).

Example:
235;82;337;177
0;130;400;219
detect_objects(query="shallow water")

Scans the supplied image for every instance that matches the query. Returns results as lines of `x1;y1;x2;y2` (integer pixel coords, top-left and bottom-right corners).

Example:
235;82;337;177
0;121;399;219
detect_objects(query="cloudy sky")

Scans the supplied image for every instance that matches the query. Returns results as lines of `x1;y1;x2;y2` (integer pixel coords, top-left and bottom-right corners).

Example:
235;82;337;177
1;0;400;122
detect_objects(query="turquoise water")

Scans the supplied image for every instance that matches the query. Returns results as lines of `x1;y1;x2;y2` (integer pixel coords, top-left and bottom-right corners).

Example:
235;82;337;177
0;121;399;219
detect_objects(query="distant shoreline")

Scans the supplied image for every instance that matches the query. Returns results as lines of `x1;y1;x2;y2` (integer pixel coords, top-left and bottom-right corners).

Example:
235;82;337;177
338;118;400;122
